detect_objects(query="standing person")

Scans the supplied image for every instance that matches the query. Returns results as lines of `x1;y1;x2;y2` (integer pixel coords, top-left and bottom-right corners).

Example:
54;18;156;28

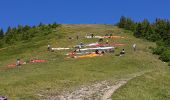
133;44;136;51
78;44;82;52
16;59;21;66
47;44;51;51
91;33;94;38
76;35;79;40
106;39;109;44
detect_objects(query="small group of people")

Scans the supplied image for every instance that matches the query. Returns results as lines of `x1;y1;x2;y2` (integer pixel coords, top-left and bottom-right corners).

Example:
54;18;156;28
16;59;27;67
98;38;108;44
74;42;84;52
16;58;46;67
116;43;137;56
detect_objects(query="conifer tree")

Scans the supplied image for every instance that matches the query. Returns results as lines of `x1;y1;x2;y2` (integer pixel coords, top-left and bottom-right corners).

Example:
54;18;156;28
118;16;127;28
0;28;4;39
134;23;143;38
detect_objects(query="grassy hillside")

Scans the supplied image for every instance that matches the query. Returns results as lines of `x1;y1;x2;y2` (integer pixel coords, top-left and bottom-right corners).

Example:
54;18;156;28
0;24;168;100
111;67;170;100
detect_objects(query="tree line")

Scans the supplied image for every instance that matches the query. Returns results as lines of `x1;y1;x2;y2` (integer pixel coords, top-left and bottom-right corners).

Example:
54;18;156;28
117;16;170;64
0;22;61;47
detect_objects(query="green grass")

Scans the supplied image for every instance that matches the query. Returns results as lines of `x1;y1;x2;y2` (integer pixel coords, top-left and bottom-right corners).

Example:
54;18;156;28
111;66;170;100
0;24;168;100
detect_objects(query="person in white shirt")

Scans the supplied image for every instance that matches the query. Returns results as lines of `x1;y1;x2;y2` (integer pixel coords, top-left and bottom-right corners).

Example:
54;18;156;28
47;44;51;51
133;44;136;51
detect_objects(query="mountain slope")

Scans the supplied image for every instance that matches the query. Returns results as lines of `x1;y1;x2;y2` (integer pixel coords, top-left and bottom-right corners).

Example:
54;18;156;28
0;24;168;100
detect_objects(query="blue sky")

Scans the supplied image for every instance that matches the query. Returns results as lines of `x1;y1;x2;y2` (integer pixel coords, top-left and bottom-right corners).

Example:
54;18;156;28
0;0;170;30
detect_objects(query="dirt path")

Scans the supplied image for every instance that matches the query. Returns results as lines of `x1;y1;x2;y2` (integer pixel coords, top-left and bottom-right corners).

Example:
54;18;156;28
101;80;127;100
41;71;151;100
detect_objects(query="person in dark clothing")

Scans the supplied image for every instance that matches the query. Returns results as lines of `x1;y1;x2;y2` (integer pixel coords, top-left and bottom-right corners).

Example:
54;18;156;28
16;59;21;66
95;50;99;54
91;33;94;38
120;49;125;55
98;38;103;42
101;51;105;54
80;42;84;46
68;37;72;40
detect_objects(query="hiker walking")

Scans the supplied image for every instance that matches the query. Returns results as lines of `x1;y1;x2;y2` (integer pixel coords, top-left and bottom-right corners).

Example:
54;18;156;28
133;43;136;51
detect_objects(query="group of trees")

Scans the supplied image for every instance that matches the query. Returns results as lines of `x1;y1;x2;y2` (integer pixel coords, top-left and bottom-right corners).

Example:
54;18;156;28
0;23;61;47
117;16;170;64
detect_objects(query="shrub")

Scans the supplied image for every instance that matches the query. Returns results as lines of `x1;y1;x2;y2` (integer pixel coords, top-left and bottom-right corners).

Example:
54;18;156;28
152;46;167;55
168;62;170;66
159;50;170;62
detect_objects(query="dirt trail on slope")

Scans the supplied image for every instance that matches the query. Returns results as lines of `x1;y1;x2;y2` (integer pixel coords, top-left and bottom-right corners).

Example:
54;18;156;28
41;71;151;100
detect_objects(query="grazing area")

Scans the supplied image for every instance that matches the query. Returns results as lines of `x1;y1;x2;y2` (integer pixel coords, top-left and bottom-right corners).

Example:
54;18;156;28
0;24;169;100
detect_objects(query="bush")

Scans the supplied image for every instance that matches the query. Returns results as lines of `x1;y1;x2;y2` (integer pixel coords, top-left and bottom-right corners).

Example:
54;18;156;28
152;46;167;55
168;62;170;66
159;50;170;62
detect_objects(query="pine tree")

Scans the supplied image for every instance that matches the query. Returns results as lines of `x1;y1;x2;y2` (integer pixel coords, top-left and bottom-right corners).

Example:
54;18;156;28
39;22;44;27
51;22;58;28
118;16;127;28
134;23;143;38
141;19;150;38
125;18;135;31
0;28;4;39
6;26;12;35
